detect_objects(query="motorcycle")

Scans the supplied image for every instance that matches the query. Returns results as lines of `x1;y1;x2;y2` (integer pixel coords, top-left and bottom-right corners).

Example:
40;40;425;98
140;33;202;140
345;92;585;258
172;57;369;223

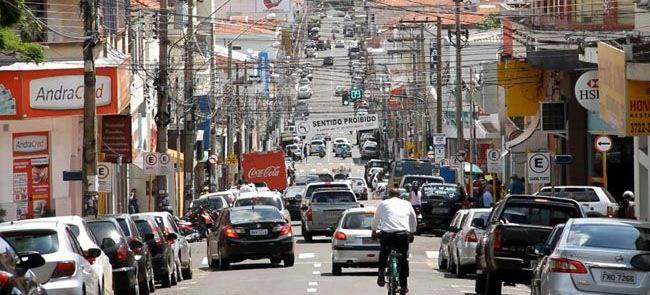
184;205;214;240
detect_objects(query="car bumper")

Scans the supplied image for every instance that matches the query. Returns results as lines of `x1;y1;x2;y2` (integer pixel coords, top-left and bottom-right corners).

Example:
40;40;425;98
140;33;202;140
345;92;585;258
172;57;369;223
457;242;478;266
112;266;139;292
223;236;294;260
43;278;85;295
332;246;380;266
542;273;592;295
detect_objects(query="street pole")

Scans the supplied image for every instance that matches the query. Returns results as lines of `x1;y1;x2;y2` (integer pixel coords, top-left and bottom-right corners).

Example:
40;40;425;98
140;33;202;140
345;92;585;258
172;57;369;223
419;25;428;154
209;11;219;192
183;0;196;204
82;0;99;217
454;0;465;153
436;16;443;134
155;0;169;210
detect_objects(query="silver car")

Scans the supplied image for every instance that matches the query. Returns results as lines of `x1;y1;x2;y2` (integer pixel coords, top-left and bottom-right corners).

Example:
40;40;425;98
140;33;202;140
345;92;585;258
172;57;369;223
535;218;650;295
449;208;491;277
438;209;467;271
301;188;360;242
331;208;380;275
0;221;101;295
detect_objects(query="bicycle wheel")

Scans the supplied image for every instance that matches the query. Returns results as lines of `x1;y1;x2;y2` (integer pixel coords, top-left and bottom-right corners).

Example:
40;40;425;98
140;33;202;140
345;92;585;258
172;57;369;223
387;276;398;295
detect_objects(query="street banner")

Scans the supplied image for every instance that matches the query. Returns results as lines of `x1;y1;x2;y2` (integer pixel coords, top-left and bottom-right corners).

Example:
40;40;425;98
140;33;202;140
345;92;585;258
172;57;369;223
296;114;379;138
12;131;50;220
101;115;133;163
242;150;288;191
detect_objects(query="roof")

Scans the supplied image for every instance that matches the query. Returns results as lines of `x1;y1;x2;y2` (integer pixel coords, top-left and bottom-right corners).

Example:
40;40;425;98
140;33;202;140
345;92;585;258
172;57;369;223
0;220;62;231
377;0;499;26
237;191;282;199
199;191;234;199
344;207;377;214
571;218;649;227
9;216;84;224
230;205;278;212
131;0;159;8
213;20;277;34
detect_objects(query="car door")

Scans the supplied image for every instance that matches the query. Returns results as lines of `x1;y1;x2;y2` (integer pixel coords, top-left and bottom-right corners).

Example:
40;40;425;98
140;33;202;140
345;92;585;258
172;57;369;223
66;228;98;295
167;216;190;265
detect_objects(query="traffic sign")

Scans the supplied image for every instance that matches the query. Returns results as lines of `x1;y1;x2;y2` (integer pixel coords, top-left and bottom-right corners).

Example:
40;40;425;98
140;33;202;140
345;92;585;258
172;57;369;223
349;87;363;102
486;149;501;173
144;153;174;175
553;154;575;165
97;162;113;193
226;153;238;167
527;152;550;184
434;146;445;162
594;135;612;153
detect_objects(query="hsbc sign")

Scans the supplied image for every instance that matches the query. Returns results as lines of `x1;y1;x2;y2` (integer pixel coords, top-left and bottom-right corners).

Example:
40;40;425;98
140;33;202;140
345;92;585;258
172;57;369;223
574;70;599;112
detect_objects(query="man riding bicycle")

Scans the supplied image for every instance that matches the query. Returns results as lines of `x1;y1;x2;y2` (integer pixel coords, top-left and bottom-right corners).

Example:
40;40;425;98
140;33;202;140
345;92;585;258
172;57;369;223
372;189;417;294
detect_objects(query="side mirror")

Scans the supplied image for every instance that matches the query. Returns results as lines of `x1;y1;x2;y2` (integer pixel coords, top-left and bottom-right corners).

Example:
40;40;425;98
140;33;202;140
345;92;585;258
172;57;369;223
129;239;144;250
144;233;155;241
166;232;178;241
471;218;486;229
85;248;102;259
101;238;116;249
18;252;45;270
533;243;550;256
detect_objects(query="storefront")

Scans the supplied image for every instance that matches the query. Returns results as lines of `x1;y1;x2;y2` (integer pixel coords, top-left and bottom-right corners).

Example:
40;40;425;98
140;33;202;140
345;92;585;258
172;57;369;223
0;57;130;220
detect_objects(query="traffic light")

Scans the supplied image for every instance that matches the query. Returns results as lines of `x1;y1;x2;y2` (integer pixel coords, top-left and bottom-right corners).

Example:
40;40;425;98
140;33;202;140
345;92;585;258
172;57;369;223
342;94;349;106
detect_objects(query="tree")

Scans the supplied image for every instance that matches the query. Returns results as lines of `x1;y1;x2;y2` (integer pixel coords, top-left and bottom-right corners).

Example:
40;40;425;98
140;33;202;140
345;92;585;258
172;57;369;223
478;13;501;31
0;0;45;63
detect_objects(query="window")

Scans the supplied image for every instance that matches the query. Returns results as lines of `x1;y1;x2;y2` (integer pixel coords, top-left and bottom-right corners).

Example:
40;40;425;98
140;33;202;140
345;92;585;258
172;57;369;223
87;221;122;245
66;228;84;256
501;205;581;226
342;213;374;230
116;219;130;236
311;192;356;203
566;224;650;251
4;230;59;255
229;209;283;224
235;197;283;211
460;213;470;228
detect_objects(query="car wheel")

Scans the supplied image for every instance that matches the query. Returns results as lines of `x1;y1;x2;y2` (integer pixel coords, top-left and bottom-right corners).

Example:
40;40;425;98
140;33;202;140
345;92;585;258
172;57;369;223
302;224;313;242
161;260;173;287
176;259;183;282
485;271;502;295
170;262;178;286
332;262;342;275
182;258;193;279
139;278;150;295
283;255;295;267
218;248;230;270
475;271;486;294
437;252;448;271
455;256;466;278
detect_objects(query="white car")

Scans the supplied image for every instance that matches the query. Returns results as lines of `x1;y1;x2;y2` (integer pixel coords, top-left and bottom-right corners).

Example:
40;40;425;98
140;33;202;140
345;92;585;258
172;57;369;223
335;39;345;48
536;186;619;217
234;191;291;221
297;85;312;99
0;221;101;295
332;137;349;152
331;208;379;275
449;208;491;277
14;217;114;295
347;177;369;200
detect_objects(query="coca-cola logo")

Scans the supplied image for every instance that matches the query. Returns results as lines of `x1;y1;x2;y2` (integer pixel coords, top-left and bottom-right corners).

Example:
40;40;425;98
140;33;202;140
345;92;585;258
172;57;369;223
248;166;281;179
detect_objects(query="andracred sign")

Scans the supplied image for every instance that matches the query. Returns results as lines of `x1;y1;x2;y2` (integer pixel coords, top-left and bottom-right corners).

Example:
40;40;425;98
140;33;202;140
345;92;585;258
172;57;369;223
242;150;288;191
29;75;112;110
13;131;49;157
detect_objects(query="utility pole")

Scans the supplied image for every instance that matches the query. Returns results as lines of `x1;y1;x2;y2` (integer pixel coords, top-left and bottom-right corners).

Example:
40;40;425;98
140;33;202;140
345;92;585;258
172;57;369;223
453;0;465;153
226;43;234;187
82;0;99;217
183;0;196;203
418;25;428;154
436;17;443;134
155;0;170;210
208;13;219;192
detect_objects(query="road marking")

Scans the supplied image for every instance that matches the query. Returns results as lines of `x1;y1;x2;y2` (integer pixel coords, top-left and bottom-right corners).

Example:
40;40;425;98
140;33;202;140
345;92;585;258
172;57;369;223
299;169;305;173
425;251;439;259
313;263;321;268
322;168;329;172
312;270;321;275
308;282;318;286
310;169;317;172
307;288;318;293
201;257;208;265
299;253;315;259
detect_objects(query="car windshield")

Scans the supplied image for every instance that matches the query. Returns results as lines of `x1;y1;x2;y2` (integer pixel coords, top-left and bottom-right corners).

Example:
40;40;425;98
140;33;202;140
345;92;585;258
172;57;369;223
566;224;650;251
296;175;319;185
311;141;323;146
342;213;374;230
3;230;59;254
235;197;282;211
230;208;284;224
539;188;600;202
87;221;123;244
501;205;581;227
402;176;443;187
284;187;305;198
312;191;356;203
422;185;462;200
470;212;490;226
193;197;226;210
364;146;377;151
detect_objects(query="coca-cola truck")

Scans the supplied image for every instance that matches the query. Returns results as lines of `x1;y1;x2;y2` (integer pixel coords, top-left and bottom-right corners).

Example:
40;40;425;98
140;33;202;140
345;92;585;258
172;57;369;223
242;150;288;191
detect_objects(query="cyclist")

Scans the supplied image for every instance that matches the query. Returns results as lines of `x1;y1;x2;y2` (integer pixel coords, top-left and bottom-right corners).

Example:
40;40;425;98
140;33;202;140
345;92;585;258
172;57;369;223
371;188;417;294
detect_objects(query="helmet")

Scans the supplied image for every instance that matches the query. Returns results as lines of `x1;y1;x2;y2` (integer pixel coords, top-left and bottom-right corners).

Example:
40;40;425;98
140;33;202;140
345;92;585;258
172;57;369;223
623;191;634;201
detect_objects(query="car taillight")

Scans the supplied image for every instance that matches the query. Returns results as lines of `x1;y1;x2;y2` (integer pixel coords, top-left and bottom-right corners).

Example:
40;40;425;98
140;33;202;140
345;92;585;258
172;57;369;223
224;225;240;239
548;257;587;273
51;261;76;279
334;231;347;240
306;207;313;221
465;229;478;243
116;244;129;262
493;227;502;251
273;223;292;236
607;206;614;217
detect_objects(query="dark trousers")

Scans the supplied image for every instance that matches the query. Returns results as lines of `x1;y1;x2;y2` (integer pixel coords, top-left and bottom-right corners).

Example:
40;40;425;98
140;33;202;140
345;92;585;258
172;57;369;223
378;232;410;289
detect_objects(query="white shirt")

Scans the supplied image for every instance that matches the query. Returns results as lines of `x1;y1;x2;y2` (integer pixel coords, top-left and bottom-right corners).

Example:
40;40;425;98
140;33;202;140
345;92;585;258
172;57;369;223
372;197;418;233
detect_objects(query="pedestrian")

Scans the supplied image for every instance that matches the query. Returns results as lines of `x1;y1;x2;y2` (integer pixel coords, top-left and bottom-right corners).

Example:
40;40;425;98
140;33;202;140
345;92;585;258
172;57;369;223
409;182;421;213
508;174;525;194
128;189;140;214
619;191;636;219
303;144;309;163
481;184;494;208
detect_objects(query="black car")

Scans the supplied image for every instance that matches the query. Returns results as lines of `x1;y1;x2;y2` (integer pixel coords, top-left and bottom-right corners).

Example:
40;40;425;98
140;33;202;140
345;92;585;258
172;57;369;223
283;185;306;220
322;56;334;66
0;236;46;295
419;183;466;233
131;214;177;288
86;217;143;295
102;214;155;295
206;206;295;269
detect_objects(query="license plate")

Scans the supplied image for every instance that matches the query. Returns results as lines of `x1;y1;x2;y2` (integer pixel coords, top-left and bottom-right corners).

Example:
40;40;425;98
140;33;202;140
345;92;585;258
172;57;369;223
431;208;448;214
601;271;636;284
249;229;268;236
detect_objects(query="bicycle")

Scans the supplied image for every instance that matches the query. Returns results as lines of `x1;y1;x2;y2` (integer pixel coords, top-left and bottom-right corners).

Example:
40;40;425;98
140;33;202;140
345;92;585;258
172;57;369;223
386;250;403;295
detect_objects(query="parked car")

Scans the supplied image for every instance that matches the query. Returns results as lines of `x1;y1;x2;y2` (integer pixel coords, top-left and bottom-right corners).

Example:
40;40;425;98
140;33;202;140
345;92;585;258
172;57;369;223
310;140;326;155
530;224;565;295
233;191;291;222
449;208;491;277
364;160;390;184
285;144;302;160
300;188;360;242
348;177;369;200
134;212;192;283
475;195;585;295
19;216;114;295
335;39;345;48
0;234;46;295
1;221;102;295
297;85;312;99
438;210;467;271
419;183;466;233
283;185;306;220
85;217;141;295
131;214;177;288
206;206;295;269
101;214;154;294
533;218;650;295
360;140;379;160
536;186;619;217
331;208;379;275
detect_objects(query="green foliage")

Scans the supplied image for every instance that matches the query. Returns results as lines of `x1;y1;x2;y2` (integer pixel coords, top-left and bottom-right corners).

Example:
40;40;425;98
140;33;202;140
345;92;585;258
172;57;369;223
478;13;501;31
0;0;45;63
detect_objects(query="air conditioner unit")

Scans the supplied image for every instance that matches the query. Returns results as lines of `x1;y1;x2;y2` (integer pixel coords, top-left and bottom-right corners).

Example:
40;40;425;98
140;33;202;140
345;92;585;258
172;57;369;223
540;102;566;133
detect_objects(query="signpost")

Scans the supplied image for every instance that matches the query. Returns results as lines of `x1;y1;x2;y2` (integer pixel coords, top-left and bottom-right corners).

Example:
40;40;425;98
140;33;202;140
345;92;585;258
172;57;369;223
594;135;612;189
527;152;551;184
97;162;113;193
143;153;174;175
486;149;502;173
432;133;446;162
